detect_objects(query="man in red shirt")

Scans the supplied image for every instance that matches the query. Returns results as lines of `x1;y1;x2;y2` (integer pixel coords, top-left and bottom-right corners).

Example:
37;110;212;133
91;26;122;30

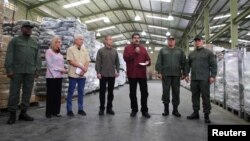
123;33;151;118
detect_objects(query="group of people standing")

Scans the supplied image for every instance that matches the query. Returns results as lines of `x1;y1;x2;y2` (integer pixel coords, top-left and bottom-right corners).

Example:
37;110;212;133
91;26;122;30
4;21;217;125
155;35;217;123
4;22;91;124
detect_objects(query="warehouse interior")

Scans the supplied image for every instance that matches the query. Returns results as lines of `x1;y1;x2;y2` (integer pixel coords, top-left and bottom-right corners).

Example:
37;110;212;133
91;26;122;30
0;0;250;141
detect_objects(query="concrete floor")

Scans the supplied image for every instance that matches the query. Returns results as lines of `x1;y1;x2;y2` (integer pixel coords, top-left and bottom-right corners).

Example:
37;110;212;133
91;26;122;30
0;80;249;141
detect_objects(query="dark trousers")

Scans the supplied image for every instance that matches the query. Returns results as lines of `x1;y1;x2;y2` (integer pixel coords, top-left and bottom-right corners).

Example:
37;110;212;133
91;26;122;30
46;78;62;116
99;77;115;111
191;80;211;114
8;73;35;112
161;76;180;107
128;78;149;113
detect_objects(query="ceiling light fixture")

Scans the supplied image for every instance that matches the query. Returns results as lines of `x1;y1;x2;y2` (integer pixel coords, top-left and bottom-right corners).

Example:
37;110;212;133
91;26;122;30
214;14;230;20
85;16;110;24
238;39;250;43
166;32;171;36
214;12;240;20
167;14;174;21
151;0;171;3
134;15;141;21
146;40;150;44
202;34;214;38
152;40;168;45
63;0;90;9
146;15;170;21
103;17;110;23
247;32;250;36
155;47;163;51
141;31;146;36
210;24;226;29
96;32;101;37
112;34;123;39
151;34;167;38
148;25;168;30
114;40;128;44
97;26;116;32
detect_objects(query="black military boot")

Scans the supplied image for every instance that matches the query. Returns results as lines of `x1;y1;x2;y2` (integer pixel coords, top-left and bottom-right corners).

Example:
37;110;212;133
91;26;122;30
19;110;34;121
172;106;181;117
187;110;199;119
7;112;16;125
162;104;169;116
204;113;211;123
106;109;115;115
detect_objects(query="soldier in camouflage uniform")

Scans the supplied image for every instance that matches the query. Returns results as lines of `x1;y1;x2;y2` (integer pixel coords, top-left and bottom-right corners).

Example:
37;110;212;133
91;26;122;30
155;36;186;117
5;21;42;124
185;35;217;123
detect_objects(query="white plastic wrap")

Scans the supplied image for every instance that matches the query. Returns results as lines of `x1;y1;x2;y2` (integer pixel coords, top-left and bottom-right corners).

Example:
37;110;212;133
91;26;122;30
90;40;104;61
225;52;240;110
213;60;224;103
85;63;99;94
115;53;127;86
243;51;250;113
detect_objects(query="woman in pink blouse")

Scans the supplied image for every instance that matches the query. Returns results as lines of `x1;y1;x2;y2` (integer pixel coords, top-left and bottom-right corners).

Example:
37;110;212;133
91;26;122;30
45;36;66;118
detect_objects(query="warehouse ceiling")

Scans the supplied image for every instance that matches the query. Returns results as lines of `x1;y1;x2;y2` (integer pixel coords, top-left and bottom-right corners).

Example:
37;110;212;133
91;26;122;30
18;0;250;48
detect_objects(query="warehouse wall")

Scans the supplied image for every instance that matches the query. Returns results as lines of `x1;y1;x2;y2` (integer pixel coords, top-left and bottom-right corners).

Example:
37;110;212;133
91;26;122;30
3;0;45;22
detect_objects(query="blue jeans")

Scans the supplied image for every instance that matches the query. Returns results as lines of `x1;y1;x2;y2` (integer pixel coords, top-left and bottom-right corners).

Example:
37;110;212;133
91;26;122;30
67;77;86;112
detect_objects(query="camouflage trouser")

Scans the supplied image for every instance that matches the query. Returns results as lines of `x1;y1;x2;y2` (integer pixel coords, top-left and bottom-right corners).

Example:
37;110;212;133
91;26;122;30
8;73;34;112
161;76;180;107
190;80;211;114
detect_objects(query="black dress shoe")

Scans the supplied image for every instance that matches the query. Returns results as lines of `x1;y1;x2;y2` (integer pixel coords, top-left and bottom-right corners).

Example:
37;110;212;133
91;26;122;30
130;111;137;117
67;111;74;117
172;111;181;117
162;111;169;116
205;118;211;123
99;110;104;116
204;114;211;123
78;110;86;116
19;113;34;121
142;112;151;118
46;115;52;118
7;112;16;125
106;109;115;115
7;119;16;124
187;112;199;120
53;114;62;117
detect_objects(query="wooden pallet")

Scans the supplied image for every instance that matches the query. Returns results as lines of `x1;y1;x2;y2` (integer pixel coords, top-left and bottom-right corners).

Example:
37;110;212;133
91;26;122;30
211;99;224;108
211;99;250;122
226;106;243;117
243;112;250;122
